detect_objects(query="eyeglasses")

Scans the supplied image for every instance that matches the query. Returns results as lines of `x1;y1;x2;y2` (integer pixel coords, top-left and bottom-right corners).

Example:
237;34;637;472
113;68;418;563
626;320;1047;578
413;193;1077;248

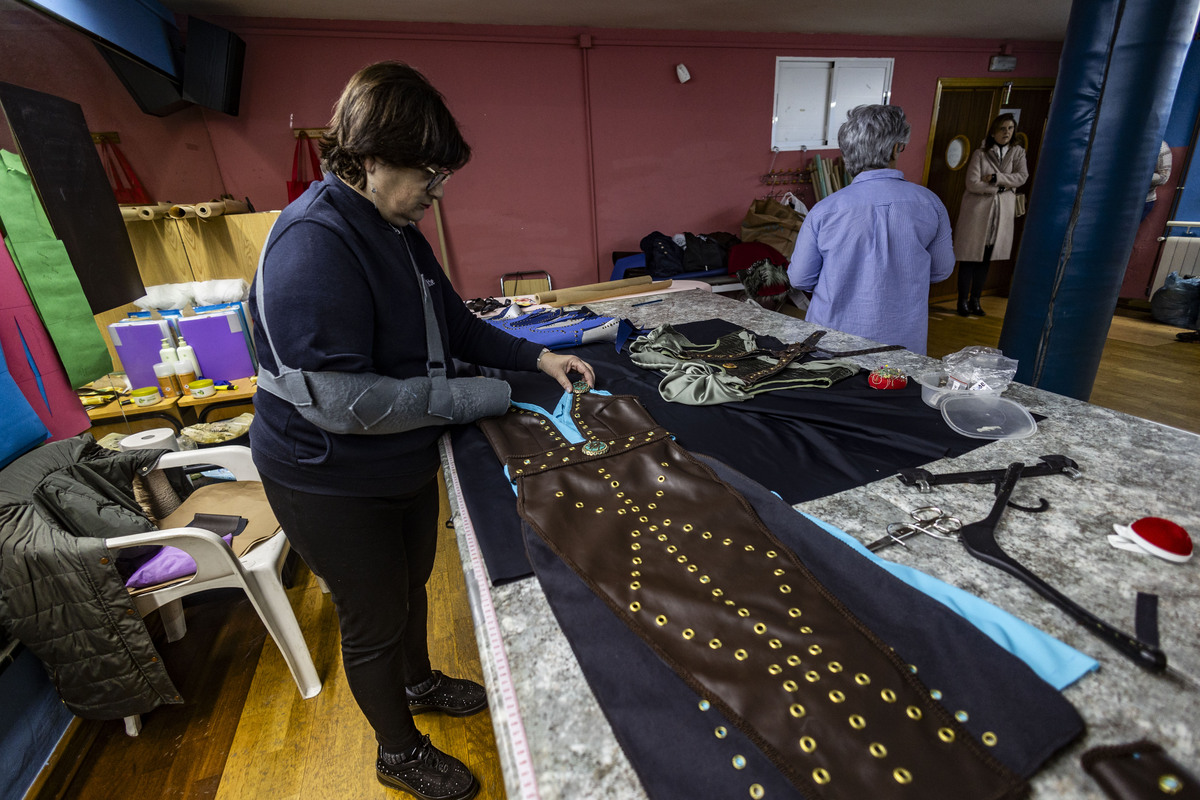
425;166;453;193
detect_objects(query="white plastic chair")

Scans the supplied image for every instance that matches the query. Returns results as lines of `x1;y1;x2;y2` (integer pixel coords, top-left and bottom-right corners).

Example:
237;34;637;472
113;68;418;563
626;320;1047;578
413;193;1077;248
105;445;321;736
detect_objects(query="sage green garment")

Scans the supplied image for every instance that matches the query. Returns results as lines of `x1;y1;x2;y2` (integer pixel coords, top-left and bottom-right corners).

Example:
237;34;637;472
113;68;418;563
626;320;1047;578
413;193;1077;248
0;150;111;387
629;324;858;405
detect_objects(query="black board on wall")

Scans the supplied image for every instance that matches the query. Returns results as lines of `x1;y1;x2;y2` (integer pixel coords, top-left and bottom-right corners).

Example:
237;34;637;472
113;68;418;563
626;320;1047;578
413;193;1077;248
0;82;144;314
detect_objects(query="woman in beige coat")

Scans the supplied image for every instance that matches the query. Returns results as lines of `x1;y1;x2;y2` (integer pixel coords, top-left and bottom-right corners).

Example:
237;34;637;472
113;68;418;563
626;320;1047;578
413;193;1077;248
952;113;1029;315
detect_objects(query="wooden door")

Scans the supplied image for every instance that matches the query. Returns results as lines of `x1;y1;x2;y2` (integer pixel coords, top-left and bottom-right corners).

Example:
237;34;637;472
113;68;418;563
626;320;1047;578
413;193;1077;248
922;79;1054;299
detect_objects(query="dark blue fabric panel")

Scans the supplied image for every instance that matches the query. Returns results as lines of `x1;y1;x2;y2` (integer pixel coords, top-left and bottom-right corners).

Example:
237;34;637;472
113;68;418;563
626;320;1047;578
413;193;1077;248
454;319;991;584
999;0;1200;398
521;451;1081;799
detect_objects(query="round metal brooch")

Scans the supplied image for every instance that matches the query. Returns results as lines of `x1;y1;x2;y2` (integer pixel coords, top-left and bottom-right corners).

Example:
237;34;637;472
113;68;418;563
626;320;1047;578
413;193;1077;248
571;380;591;394
582;441;610;456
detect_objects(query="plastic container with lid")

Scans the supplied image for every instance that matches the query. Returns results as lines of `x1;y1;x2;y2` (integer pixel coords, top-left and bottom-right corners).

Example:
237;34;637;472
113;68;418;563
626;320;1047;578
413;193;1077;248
131;386;162;407
940;395;1037;439
188;378;217;398
915;369;1000;408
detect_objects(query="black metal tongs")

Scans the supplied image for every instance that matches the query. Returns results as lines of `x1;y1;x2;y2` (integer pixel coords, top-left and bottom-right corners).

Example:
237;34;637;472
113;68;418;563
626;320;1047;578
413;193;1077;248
957;462;1200;690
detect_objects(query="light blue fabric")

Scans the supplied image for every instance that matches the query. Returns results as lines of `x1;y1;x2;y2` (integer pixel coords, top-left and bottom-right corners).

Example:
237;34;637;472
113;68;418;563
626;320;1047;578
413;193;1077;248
798;510;1099;690
787;169;955;355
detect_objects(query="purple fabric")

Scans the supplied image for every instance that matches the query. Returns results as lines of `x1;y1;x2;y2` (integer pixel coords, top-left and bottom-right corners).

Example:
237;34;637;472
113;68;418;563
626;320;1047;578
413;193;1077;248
787;169;955;354
124;533;233;589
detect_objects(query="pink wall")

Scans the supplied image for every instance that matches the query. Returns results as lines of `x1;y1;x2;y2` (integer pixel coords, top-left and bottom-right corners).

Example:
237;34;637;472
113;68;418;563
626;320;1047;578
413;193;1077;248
1;3;1067;298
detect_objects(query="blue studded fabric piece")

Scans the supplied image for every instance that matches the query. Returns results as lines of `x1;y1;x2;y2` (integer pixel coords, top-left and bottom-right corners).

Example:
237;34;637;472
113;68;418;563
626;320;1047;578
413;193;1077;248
485;307;619;349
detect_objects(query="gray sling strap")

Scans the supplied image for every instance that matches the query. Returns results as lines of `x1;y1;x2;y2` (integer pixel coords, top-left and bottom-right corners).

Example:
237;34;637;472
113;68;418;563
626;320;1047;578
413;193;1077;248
254;220;510;435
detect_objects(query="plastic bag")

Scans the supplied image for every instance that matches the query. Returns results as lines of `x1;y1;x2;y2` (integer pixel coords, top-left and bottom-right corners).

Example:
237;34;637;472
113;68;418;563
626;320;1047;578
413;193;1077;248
941;346;1018;392
1150;272;1200;328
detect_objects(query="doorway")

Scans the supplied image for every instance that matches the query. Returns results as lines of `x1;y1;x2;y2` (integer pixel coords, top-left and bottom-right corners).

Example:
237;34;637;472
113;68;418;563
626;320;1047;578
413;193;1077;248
922;78;1054;301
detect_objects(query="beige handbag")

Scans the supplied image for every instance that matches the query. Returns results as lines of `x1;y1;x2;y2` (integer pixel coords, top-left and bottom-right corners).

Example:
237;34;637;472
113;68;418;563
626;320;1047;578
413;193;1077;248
1014;193;1027;218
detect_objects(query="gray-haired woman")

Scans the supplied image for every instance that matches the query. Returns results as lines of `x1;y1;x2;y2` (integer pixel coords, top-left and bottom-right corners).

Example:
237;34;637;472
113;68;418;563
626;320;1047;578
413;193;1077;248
787;105;954;355
952;113;1029;316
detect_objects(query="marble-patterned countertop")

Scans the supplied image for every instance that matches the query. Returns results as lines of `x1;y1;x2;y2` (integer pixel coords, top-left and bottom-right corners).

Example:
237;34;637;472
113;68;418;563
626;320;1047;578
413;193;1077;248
442;289;1200;800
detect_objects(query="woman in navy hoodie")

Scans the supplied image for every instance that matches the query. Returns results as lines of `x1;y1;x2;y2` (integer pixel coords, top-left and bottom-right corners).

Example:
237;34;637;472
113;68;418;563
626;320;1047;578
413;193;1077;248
249;61;592;800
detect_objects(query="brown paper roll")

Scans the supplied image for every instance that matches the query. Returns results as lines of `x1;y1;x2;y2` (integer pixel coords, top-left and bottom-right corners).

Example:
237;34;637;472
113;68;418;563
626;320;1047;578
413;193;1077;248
135;203;173;221
547;279;672;308
534;274;653;304
196;199;250;218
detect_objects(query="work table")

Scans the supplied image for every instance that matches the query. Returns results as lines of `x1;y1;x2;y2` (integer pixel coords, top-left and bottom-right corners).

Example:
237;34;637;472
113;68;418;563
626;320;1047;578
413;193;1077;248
441;289;1199;800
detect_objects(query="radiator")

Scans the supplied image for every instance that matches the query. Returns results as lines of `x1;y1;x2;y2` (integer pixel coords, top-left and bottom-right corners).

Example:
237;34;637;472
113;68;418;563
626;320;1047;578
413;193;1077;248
1150;233;1200;295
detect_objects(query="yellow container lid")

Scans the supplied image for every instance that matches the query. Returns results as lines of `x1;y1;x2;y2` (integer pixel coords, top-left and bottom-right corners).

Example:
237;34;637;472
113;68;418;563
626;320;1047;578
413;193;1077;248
131;386;160;397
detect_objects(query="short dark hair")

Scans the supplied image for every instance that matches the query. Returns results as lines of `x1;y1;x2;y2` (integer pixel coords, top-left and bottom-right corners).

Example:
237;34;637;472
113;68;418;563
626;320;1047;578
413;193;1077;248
320;61;471;188
838;104;911;178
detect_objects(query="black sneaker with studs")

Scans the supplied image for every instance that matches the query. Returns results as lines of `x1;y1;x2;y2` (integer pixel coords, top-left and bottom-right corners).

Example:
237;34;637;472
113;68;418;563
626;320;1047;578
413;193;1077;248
376;735;480;800
406;670;488;717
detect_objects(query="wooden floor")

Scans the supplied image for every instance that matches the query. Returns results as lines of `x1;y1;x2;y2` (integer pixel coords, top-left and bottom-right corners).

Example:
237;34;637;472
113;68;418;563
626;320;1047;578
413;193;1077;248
924;295;1200;435
38;296;1199;800
40;479;508;800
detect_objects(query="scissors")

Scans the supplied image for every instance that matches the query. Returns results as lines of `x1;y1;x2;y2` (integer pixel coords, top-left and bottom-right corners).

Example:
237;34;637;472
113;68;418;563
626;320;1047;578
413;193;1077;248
866;506;962;552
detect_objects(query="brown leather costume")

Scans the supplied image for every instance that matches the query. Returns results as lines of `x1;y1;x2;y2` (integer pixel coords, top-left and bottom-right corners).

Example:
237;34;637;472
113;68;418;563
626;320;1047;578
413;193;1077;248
479;387;1026;800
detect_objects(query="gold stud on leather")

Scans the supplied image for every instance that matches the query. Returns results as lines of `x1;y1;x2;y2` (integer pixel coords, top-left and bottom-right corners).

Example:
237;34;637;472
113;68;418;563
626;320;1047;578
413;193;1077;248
981;732;998;747
788;608;802;618
737;608;750;618
632;557;642;564
869;742;888;758
849;715;866;730
735;649;748;661
800;736;818;754
700;576;711;584
683;628;695;639
702;532;713;540
790;704;806;718
906;706;923;721
630;581;641;590
750;785;765;799
805;671;821;683
754;623;767;634
768;664;782;675
683;524;693;531
655;615;668;626
594;507;604;514
779;585;792;594
828;690;845;703
709;639;723;649
800;626;813;634
881;689;897;703
575;502;584;508
629;602;641;612
938;728;955;743
787;655;801;666
893;768;913;785
555;491;564;497
855;673;871;686
766;550;777;558
827;662;843;673
808;645;822;655
732;755;747;770
687;565;698;573
783;680;799;692
773;568;785;576
715;726;728;739
631;543;641;551
812;768;831;785
744;544;755;552
769;639;782;649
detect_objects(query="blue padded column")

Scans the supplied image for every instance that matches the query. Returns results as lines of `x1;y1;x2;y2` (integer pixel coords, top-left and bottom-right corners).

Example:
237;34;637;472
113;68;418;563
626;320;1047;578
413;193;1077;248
998;0;1199;399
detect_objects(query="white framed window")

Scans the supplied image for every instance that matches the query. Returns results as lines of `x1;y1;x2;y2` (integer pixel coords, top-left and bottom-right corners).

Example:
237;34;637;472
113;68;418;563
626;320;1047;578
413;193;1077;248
771;57;894;150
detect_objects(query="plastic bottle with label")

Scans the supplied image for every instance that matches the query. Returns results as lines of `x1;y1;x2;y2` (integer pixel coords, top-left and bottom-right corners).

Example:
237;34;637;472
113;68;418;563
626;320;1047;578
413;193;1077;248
153;361;181;397
176;336;202;378
174;360;197;394
159;337;179;364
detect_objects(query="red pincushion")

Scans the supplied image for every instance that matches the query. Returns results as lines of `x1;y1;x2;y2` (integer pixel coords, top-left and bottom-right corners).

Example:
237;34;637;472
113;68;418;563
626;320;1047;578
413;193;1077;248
868;369;908;390
1128;517;1193;561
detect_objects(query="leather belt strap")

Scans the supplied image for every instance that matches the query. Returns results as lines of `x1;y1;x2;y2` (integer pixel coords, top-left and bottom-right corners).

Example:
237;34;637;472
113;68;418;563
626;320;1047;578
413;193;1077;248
480;390;1025;800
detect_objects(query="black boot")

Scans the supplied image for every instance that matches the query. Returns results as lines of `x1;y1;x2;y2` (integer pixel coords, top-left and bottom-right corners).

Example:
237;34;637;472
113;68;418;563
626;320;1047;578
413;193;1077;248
377;736;480;800
968;297;985;316
407;670;488;717
956;298;970;317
